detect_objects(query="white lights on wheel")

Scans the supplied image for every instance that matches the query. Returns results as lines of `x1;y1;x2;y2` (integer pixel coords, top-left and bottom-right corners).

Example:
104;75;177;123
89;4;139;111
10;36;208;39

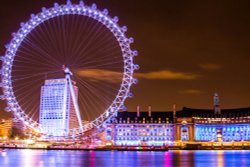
1;1;138;136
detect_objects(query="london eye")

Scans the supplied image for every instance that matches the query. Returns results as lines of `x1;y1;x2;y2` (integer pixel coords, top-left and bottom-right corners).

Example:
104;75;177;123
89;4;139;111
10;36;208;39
1;0;138;137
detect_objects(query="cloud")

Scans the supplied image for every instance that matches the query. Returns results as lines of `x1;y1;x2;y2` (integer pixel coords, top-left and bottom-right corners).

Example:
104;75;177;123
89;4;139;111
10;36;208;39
199;63;222;71
135;70;200;80
76;69;200;83
179;89;203;95
76;69;122;83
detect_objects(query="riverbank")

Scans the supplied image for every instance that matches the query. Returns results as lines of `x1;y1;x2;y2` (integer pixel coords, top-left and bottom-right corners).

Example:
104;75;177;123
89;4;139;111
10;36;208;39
0;145;169;151
1;141;250;151
1;145;250;151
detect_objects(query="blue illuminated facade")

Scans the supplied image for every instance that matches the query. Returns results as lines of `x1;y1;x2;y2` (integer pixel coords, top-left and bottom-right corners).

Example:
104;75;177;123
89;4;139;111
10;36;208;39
195;124;250;141
106;111;175;146
105;106;250;145
113;124;174;146
176;107;250;142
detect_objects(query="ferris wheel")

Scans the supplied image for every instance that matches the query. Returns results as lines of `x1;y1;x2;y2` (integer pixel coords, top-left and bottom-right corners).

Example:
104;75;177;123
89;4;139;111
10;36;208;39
0;0;138;137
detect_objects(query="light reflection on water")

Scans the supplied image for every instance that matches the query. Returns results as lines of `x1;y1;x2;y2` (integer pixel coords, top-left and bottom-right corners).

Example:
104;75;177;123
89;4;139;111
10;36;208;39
0;149;250;167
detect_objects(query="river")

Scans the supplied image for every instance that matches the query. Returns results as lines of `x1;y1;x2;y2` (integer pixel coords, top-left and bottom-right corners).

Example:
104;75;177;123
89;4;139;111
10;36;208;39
0;149;249;167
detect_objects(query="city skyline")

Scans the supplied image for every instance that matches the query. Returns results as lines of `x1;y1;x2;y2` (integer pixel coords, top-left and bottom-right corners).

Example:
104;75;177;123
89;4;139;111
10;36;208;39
1;0;250;120
1;1;250;166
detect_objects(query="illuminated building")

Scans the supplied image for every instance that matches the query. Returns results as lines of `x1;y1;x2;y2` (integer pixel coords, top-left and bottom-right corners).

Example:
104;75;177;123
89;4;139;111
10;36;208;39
176;93;250;142
105;93;250;145
0;119;13;138
106;106;175;146
39;79;78;137
177;107;250;142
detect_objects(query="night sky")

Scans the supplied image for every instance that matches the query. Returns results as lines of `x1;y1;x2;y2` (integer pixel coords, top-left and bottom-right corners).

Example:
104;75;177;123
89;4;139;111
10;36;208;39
1;0;250;119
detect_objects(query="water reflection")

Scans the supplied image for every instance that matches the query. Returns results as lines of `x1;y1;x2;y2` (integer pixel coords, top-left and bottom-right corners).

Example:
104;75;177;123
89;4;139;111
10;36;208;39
217;151;224;167
1;150;250;167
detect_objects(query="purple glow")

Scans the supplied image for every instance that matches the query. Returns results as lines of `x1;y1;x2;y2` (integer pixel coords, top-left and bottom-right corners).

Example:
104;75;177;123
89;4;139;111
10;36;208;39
1;1;137;137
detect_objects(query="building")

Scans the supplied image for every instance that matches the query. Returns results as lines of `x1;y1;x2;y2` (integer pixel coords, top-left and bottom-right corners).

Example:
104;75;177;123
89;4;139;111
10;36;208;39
39;79;79;137
105;93;250;146
176;93;250;142
106;106;175;146
176;107;250;142
0;119;13;139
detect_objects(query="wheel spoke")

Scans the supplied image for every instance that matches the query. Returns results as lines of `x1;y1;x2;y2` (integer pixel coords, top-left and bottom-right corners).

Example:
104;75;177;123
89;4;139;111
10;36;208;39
1;2;135;137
